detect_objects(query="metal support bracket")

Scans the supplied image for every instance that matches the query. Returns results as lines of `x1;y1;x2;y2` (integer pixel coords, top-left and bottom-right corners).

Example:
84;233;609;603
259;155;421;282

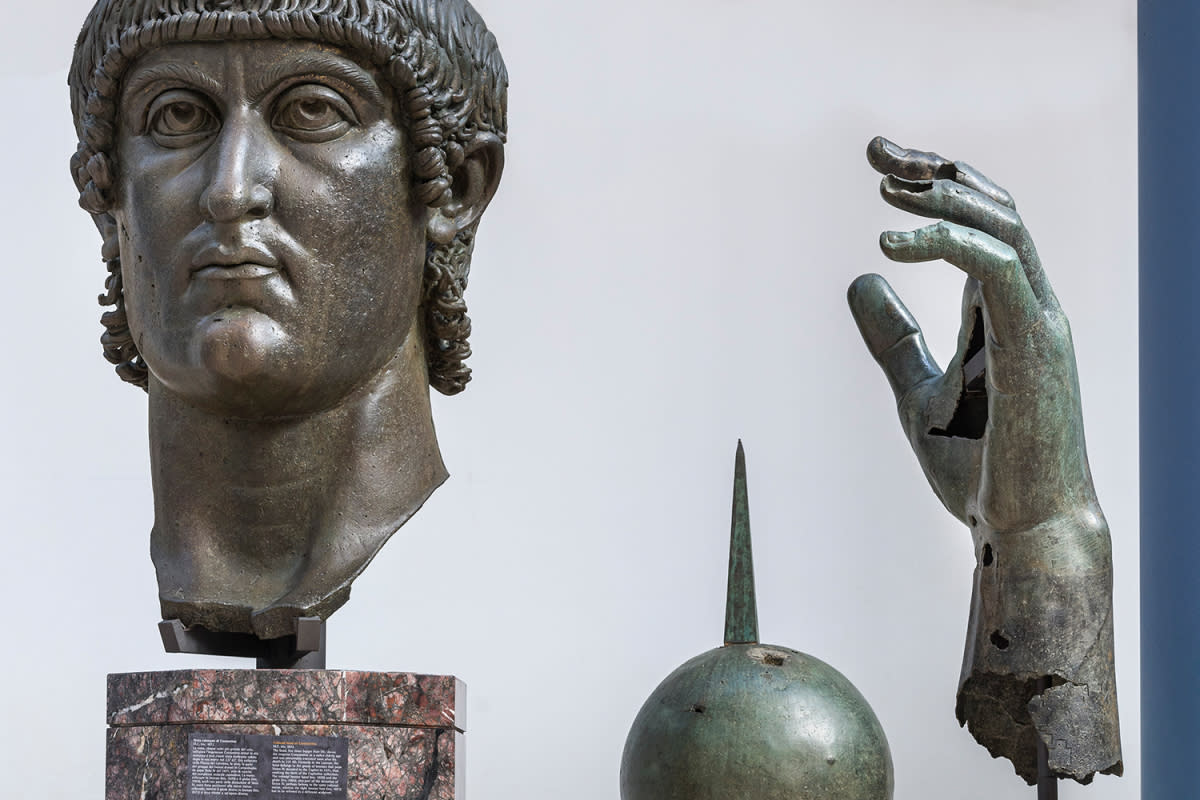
158;617;326;669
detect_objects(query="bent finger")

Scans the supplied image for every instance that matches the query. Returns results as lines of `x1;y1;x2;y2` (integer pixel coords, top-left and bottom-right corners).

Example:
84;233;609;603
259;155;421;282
847;273;943;404
952;160;1016;209
867;136;956;181
880;175;1025;248
879;173;1055;310
867;136;1017;209
880;222;1042;344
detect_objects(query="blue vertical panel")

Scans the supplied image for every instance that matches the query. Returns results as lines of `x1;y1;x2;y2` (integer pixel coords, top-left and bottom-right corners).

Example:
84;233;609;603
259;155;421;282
1140;2;1200;798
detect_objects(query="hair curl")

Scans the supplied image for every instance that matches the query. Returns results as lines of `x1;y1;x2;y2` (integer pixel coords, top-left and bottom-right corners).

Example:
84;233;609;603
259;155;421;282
68;0;507;395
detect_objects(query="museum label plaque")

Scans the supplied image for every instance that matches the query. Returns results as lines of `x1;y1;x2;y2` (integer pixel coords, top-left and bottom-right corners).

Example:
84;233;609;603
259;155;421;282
187;734;348;800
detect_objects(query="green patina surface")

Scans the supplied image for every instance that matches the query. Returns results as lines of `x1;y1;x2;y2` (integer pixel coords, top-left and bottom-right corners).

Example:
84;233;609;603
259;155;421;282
724;441;758;646
620;443;893;800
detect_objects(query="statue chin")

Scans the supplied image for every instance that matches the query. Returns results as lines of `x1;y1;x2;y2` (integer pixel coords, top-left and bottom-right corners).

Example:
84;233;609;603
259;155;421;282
196;308;286;382
147;302;419;419
150;309;318;419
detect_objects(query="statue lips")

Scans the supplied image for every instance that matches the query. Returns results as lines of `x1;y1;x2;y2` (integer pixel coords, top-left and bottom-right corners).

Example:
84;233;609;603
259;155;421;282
193;264;278;280
191;242;280;278
187;241;287;309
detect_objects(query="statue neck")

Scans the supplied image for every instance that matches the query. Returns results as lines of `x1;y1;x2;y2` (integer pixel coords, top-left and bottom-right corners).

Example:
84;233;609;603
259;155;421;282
147;330;448;639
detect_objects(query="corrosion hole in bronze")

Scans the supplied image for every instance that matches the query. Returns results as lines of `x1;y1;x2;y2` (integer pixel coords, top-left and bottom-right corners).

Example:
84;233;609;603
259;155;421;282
748;647;790;666
990;630;1010;650
930;311;988;439
690;704;706;714
1037;675;1067;693
890;175;936;193
982;543;993;565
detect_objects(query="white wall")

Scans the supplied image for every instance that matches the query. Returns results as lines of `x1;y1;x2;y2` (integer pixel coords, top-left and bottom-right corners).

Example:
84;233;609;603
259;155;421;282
0;1;1137;798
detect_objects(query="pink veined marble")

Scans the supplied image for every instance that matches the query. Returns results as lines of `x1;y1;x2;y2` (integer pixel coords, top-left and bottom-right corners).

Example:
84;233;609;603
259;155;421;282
106;670;464;800
108;670;464;730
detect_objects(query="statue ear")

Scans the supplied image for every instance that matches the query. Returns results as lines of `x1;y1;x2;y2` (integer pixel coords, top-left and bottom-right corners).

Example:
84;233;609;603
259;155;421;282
426;133;504;245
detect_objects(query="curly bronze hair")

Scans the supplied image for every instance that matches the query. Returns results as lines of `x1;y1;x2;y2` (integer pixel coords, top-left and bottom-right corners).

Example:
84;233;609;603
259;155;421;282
68;0;507;395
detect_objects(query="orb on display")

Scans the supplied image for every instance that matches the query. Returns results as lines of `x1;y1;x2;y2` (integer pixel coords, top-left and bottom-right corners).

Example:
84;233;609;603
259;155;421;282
620;443;894;800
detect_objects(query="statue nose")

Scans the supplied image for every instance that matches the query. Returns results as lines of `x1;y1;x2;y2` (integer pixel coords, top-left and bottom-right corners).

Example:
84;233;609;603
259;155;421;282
202;181;273;222
199;118;275;223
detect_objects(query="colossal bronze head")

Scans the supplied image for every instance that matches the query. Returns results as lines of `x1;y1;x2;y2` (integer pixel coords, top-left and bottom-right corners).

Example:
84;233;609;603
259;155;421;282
69;0;507;639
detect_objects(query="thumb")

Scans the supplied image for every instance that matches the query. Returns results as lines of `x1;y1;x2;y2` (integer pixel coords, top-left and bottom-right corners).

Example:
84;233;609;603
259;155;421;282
847;273;942;404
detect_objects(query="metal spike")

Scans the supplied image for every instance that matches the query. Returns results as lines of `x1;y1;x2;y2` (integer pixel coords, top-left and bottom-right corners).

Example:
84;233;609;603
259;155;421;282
724;440;759;645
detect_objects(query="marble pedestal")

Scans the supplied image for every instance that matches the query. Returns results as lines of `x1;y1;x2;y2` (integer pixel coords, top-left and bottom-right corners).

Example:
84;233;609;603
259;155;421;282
107;670;464;800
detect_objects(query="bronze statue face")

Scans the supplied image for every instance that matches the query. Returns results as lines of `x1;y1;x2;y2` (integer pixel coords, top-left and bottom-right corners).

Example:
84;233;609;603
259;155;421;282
68;0;508;639
113;40;428;418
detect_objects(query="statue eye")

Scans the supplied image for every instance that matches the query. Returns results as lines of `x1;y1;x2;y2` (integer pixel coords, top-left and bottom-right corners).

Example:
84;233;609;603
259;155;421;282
147;91;218;147
273;85;357;143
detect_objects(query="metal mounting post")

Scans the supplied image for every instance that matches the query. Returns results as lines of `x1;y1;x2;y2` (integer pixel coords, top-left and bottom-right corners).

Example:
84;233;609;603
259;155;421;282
158;617;326;669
